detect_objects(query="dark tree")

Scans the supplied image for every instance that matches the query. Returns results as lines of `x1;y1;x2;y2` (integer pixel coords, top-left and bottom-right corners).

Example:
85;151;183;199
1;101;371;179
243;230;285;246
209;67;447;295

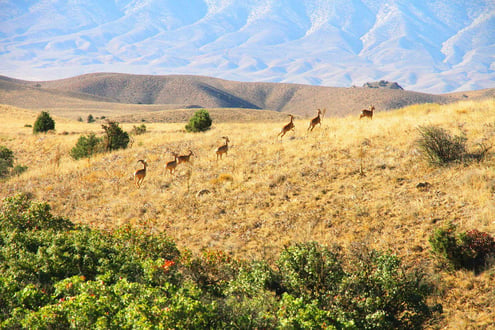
33;111;55;134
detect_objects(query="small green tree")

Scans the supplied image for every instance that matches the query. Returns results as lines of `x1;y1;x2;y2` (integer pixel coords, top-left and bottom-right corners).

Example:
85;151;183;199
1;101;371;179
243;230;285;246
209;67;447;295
33;111;55;134
87;114;95;123
101;121;130;151
0;145;14;177
185;109;212;132
70;133;104;160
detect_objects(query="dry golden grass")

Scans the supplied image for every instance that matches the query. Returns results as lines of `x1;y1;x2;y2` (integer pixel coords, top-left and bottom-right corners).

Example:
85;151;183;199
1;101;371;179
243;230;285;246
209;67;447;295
1;99;495;328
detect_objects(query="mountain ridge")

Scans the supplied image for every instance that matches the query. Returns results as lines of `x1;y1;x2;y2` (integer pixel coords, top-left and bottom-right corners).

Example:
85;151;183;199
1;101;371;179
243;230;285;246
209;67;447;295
1;1;493;93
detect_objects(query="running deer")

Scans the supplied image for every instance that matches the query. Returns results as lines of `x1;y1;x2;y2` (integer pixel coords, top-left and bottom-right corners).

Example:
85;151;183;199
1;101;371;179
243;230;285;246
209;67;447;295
278;114;295;139
308;108;325;131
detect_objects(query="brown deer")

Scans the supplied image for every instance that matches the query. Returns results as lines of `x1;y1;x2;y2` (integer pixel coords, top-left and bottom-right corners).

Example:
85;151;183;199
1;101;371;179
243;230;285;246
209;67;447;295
133;159;147;188
308;108;325;131
278;114;295;139
216;137;230;160
165;152;179;174
359;105;375;120
178;150;195;164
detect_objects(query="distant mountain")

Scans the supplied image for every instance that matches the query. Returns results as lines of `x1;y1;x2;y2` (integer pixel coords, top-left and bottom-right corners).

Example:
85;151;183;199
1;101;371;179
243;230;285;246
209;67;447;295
0;1;493;94
3;73;494;119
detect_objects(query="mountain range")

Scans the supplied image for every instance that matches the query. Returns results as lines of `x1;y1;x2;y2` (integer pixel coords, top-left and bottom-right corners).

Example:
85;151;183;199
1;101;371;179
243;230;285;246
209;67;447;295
1;0;494;94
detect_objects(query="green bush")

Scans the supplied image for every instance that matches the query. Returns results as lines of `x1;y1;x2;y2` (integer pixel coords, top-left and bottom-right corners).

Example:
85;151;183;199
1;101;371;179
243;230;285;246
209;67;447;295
70;133;103;160
416;125;467;166
333;249;438;329
0;146;14;177
185;109;212;132
33;111;55;134
101;121;130;151
0;195;440;329
430;224;495;272
277;242;344;302
132;124;147;135
87;114;95;123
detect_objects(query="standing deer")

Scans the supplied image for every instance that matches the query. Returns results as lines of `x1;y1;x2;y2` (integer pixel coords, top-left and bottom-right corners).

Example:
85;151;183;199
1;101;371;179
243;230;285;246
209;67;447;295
216;136;230;160
308;108;325;131
133;159;147;188
178;150;195;164
359;105;375;120
278;114;295;139
165;152;179;174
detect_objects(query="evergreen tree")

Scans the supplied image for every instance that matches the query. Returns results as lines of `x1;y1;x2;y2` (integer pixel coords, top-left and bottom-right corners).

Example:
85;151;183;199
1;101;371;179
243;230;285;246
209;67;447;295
33;111;55;134
185;109;212;132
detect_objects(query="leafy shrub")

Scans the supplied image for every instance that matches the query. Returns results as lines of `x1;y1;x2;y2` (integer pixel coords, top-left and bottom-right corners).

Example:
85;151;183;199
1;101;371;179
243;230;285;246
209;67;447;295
277;242;344;302
185;109;212;132
183;249;240;296
416;125;467;166
334;249;438;329
132;124;147;135
101;121;130;151
221;261;280;328
0;195;439;329
87;114;95;123
275;243;438;329
430;224;495;272
0;193;74;232
0;146;14;177
33;111;55;134
69;133;103;160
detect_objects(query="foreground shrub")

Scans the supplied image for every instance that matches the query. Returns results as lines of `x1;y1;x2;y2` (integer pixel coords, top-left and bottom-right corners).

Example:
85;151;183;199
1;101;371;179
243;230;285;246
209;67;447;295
0;193;73;232
33;111;55;134
69;133;104;160
0;195;440;329
185;109;212;132
430;223;495;272
277;242;344;302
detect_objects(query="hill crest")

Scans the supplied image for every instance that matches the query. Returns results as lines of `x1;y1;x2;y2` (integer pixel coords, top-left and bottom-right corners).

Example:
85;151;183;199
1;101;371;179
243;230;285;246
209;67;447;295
3;73;493;120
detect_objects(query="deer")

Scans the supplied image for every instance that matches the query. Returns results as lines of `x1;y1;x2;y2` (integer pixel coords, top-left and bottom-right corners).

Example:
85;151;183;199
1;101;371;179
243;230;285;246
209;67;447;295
359;105;375;120
308;108;325;131
178;150;195;164
278;114;295;139
165;152;179;174
133;159;147;188
216;136;230;160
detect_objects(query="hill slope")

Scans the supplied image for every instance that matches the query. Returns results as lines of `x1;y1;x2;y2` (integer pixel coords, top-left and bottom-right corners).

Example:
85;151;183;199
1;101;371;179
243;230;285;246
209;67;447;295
0;98;494;327
4;73;494;119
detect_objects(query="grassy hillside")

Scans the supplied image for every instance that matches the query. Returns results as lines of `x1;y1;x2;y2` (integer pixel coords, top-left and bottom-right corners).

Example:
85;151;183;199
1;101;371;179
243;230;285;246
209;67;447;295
1;98;495;328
